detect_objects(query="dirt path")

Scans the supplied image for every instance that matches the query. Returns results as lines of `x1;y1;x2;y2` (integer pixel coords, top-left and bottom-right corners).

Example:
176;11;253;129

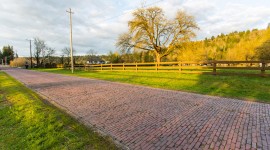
2;68;270;150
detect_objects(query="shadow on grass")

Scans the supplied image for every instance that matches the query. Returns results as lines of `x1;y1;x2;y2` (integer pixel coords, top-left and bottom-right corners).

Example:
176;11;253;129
195;73;270;103
92;70;270;103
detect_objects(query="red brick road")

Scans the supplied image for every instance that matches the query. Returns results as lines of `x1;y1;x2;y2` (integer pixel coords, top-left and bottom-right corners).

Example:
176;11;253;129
3;68;270;150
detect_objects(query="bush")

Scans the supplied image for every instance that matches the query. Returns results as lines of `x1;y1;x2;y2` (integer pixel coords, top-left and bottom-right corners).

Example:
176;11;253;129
10;58;29;67
256;40;270;60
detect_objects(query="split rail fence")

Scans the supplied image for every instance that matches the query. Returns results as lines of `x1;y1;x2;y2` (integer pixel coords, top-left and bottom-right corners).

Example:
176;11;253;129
65;61;270;77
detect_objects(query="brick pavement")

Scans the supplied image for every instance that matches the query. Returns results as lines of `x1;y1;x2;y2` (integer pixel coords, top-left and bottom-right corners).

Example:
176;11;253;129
3;68;270;150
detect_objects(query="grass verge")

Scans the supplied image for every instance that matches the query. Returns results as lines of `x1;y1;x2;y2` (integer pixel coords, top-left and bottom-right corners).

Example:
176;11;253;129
0;71;118;150
34;68;270;103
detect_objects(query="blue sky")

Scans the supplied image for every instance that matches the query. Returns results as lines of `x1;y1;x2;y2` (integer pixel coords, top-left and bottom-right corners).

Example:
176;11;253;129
0;0;270;56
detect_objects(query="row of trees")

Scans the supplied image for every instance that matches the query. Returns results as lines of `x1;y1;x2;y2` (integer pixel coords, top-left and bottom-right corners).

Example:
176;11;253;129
20;38;74;67
112;28;270;63
174;28;270;61
32;38;103;66
6;38;67;67
105;51;154;63
20;38;104;67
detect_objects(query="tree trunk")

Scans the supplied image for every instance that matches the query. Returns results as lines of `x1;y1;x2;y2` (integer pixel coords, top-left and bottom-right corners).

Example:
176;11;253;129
141;52;145;63
155;53;161;66
67;57;70;65
36;56;39;67
43;56;45;68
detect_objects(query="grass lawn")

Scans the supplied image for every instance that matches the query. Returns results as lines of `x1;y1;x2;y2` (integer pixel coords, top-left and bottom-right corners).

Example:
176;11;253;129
34;68;270;103
0;71;118;149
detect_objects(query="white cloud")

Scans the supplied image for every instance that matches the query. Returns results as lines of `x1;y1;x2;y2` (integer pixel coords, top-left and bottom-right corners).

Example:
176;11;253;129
197;1;270;38
0;0;270;57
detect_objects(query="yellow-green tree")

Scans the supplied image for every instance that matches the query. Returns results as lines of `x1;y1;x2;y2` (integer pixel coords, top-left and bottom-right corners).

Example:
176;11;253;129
1;45;14;64
256;40;270;60
174;28;270;61
116;7;198;64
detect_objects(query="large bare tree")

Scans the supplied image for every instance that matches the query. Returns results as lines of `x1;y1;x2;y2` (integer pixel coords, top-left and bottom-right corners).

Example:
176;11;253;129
116;7;199;64
34;37;46;67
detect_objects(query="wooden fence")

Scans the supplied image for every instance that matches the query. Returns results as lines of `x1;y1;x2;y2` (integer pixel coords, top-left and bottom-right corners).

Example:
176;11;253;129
66;61;270;77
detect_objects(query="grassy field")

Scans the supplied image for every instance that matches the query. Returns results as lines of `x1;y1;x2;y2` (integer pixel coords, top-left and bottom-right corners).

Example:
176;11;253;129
34;68;270;103
0;71;118;149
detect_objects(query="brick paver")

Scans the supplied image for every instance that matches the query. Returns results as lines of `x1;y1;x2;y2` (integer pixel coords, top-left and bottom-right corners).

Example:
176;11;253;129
3;68;270;150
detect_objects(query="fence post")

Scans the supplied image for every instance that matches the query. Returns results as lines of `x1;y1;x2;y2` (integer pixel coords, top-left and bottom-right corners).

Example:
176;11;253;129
179;61;182;72
136;62;138;72
213;61;217;75
84;64;86;71
261;61;266;76
101;64;103;71
89;64;91;71
156;62;158;72
111;63;113;71
123;63;125;70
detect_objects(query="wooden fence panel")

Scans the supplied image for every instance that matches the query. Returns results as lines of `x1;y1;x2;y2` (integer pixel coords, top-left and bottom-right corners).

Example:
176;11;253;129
67;60;270;77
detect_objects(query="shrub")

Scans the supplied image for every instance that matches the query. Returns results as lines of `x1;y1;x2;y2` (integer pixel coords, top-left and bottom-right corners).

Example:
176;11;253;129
10;58;29;67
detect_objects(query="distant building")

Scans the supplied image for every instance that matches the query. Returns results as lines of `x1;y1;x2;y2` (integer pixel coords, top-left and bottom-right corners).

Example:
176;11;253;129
87;56;105;64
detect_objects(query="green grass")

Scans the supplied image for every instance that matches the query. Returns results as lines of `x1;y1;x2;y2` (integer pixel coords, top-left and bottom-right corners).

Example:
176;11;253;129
217;68;270;74
0;71;118;150
34;68;270;103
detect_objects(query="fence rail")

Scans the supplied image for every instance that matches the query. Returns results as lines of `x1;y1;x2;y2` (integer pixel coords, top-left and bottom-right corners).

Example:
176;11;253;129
65;61;270;77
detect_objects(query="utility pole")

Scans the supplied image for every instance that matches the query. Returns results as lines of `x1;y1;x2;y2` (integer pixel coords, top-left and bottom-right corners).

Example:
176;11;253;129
26;39;33;68
5;56;7;65
66;8;74;73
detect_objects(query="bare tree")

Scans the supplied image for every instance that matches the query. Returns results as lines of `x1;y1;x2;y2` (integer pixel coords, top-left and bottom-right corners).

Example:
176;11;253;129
62;47;71;65
87;49;97;64
34;37;46;67
62;47;76;65
41;46;48;67
116;7;199;64
46;47;55;64
87;49;97;56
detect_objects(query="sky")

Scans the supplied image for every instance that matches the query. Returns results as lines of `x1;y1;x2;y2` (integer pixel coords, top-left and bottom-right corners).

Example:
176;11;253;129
1;0;270;57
